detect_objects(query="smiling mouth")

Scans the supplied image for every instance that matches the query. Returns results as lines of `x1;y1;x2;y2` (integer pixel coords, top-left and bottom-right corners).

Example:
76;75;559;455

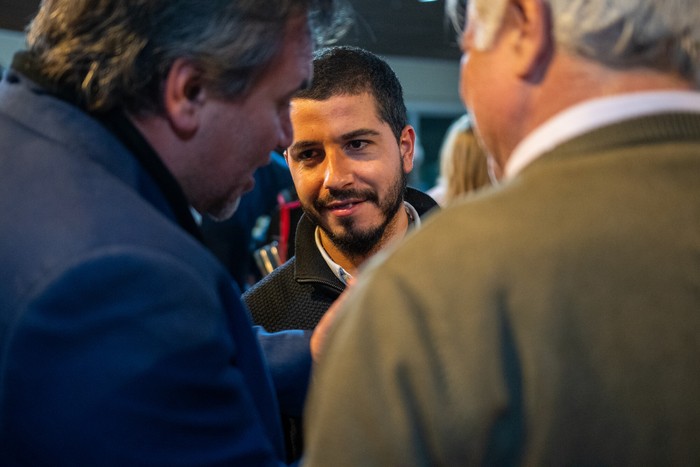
331;201;358;210
326;198;365;210
322;199;369;217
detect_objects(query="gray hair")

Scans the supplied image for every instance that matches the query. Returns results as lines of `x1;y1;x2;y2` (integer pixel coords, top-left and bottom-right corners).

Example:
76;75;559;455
27;0;352;113
446;0;700;86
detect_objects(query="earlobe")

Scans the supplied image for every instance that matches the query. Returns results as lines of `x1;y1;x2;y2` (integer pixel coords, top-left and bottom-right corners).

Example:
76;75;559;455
510;0;552;81
400;125;416;173
163;58;206;139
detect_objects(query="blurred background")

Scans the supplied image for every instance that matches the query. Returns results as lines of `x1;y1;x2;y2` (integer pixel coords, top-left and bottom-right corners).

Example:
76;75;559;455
0;0;466;190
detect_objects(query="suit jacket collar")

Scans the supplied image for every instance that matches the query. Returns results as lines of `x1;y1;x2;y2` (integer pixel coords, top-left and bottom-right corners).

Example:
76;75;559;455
9;52;202;242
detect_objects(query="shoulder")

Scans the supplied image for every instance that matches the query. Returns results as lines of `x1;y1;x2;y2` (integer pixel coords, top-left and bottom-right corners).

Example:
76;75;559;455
243;256;340;331
243;259;299;327
244;258;297;302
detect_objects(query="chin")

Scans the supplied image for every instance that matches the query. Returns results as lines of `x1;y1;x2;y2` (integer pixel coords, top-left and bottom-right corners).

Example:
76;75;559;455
207;196;242;222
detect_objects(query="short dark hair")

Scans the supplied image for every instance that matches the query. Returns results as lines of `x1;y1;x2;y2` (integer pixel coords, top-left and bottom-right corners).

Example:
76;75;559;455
295;46;408;142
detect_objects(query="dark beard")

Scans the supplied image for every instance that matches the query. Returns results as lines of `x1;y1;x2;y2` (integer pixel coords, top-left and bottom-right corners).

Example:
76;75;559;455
307;169;407;259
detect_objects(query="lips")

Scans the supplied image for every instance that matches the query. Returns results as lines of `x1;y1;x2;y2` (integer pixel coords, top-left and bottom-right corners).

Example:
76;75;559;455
324;198;366;216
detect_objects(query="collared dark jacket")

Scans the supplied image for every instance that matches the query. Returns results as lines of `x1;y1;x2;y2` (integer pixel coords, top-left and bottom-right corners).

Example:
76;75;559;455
243;188;439;332
0;62;309;466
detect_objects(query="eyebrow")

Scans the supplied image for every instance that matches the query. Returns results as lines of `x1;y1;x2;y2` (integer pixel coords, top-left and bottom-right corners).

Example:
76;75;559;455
340;128;381;141
288;128;381;155
287;140;317;155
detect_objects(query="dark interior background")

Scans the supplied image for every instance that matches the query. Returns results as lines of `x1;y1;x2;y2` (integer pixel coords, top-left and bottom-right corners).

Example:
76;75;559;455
0;0;461;60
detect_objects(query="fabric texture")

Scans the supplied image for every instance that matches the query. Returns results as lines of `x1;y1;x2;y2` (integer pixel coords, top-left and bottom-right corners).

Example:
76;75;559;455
243;186;437;462
243;187;439;332
304;112;700;466
0;65;308;466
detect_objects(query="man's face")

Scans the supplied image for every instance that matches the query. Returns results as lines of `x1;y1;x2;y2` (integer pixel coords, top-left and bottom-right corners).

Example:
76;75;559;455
191;15;313;220
286;92;414;257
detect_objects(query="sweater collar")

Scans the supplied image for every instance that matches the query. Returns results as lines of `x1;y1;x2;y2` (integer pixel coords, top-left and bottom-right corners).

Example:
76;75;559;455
293;187;439;285
314;201;421;285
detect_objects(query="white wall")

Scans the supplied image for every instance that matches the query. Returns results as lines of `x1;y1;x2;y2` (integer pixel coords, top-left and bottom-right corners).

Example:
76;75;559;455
384;55;463;115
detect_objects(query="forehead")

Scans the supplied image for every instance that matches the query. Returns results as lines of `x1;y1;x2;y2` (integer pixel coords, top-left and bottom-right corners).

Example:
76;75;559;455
290;92;387;136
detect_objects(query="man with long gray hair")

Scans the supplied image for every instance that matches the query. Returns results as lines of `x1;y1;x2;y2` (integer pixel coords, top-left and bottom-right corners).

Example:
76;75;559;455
0;0;348;464
304;0;700;464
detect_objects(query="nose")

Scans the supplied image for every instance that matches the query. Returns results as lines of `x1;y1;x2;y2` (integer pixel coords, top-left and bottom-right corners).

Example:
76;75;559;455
323;150;353;190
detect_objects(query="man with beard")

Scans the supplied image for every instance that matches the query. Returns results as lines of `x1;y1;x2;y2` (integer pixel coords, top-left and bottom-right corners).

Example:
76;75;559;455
242;46;438;460
243;46;438;333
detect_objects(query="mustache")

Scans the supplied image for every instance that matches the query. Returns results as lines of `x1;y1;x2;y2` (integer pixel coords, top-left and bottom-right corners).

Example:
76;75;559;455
314;188;379;209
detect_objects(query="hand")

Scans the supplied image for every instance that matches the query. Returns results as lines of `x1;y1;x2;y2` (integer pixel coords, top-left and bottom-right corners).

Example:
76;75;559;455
311;277;354;363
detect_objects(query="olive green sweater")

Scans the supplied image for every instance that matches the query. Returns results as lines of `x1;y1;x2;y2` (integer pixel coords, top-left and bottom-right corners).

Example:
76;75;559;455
305;112;700;466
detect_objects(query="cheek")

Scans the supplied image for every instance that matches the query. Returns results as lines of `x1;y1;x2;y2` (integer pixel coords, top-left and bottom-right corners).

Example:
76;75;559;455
290;169;316;203
459;55;470;106
460;55;484;112
244;106;276;149
369;159;401;190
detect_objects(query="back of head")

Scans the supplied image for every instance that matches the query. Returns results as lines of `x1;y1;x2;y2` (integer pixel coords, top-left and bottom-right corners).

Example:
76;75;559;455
26;0;351;113
447;0;700;86
295;45;408;141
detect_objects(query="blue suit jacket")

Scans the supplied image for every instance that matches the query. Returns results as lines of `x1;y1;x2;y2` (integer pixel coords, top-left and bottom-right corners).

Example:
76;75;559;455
0;67;309;465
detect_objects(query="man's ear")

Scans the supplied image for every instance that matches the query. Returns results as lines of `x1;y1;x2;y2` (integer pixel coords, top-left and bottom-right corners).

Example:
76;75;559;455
399;125;416;173
508;0;553;81
162;58;206;139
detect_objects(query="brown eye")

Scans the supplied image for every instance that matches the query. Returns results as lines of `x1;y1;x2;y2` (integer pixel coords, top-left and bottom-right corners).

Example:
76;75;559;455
295;149;318;161
346;140;369;151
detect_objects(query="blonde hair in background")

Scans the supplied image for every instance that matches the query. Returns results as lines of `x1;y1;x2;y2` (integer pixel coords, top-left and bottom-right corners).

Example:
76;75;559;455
437;114;491;204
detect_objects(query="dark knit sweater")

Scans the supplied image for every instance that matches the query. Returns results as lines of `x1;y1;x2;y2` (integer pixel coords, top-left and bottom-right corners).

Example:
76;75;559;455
243;187;438;331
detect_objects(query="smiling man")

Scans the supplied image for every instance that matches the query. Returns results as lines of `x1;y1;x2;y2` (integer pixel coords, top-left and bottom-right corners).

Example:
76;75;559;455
243;46;438;333
242;45;438;460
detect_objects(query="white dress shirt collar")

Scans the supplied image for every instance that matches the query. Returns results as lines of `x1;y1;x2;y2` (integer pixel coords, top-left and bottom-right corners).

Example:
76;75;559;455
315;201;420;285
505;90;700;180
